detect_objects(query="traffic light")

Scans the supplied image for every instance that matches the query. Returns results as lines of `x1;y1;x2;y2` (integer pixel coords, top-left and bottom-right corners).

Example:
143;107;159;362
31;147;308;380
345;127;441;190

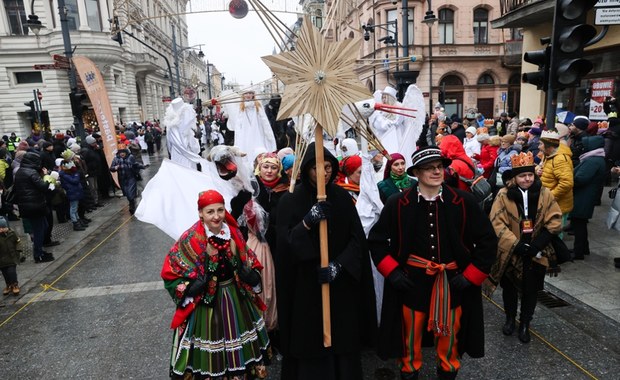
522;38;551;91
24;100;36;121
438;89;445;105
111;16;123;45
69;92;88;115
550;0;597;90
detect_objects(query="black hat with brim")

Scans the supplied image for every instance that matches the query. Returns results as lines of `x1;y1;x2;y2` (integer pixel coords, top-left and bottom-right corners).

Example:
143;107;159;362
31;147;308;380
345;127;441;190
502;165;536;183
406;146;452;176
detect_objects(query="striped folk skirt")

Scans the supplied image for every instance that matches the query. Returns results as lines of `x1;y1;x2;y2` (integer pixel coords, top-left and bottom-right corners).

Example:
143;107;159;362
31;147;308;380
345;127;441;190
170;279;270;378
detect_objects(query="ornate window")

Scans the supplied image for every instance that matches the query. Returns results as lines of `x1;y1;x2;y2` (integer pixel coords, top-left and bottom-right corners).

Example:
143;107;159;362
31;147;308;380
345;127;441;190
477;74;494;85
438;9;454;44
473;8;488;45
85;0;102;31
4;0;28;35
65;0;80;30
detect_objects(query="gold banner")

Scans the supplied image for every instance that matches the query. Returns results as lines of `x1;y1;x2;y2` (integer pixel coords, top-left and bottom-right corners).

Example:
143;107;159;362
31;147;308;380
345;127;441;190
72;56;119;187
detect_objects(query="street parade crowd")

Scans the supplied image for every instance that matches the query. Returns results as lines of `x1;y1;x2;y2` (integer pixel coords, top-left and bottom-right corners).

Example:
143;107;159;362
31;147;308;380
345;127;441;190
2;88;620;380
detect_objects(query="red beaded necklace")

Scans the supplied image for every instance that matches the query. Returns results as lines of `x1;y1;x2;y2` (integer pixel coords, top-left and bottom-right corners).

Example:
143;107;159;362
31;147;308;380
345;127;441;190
208;236;231;251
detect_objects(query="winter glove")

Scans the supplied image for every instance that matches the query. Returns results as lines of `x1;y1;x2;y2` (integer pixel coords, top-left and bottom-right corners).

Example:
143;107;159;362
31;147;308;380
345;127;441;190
317;260;342;284
450;273;472;291
230;190;252;219
303;201;331;227
513;241;531;257
185;274;208;298
238;265;261;287
387;267;415;293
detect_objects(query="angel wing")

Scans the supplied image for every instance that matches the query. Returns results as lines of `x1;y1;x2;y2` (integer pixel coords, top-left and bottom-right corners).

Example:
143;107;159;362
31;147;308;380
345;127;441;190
399;84;427;166
135;152;251;240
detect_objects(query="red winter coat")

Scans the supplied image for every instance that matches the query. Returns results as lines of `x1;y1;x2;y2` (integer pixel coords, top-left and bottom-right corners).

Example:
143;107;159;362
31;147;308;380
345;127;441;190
477;144;498;178
440;135;475;192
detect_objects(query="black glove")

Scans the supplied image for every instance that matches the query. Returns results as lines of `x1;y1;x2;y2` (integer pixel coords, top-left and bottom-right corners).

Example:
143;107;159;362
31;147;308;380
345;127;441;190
450;273;472;291
230;190;252;219
238;265;261;287
303;201;331;226
387;267;415;292
317;260;342;284
513;242;531;257
185;274;208;298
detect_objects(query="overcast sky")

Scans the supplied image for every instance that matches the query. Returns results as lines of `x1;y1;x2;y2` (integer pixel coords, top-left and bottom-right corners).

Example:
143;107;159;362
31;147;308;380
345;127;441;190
187;10;299;89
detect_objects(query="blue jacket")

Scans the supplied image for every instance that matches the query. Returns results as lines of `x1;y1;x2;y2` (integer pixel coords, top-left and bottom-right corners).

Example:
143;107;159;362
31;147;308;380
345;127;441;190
59;170;84;202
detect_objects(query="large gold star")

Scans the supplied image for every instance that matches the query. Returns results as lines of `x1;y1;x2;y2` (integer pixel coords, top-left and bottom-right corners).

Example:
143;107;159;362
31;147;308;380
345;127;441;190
261;16;371;137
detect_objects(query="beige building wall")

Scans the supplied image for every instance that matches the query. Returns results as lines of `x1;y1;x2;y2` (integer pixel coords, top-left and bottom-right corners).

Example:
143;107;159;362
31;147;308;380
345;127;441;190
323;0;518;119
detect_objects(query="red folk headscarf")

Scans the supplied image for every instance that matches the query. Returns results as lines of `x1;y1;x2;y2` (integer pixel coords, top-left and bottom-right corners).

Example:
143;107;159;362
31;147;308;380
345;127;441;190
197;189;240;231
383;152;405;179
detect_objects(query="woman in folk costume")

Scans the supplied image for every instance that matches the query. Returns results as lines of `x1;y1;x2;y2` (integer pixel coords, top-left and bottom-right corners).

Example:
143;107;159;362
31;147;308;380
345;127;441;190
238;153;289;337
377;153;413;204
484;152;562;344
226;89;277;162
161;190;270;379
336;155;362;203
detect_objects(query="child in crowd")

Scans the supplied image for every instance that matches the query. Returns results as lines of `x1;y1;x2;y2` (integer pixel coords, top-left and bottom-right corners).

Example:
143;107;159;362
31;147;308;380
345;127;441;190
0;216;22;296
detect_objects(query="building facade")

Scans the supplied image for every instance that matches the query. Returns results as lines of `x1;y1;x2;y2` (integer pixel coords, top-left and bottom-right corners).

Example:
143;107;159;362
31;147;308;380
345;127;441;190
309;0;521;119
0;0;215;138
492;0;620;121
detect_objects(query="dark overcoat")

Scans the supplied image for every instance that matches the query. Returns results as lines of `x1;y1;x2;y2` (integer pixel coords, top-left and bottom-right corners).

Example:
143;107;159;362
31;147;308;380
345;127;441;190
368;184;497;359
275;143;377;361
571;136;607;219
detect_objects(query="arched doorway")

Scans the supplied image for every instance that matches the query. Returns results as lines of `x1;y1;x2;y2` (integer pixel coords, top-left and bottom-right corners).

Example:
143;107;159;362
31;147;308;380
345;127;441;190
440;74;464;119
508;73;521;115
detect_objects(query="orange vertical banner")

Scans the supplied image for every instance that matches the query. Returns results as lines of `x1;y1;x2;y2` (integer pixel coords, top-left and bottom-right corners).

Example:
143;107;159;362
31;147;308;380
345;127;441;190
72;56;119;187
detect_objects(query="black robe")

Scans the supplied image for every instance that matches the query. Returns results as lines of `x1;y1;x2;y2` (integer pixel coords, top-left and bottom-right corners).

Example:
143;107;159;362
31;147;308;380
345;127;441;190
275;144;377;369
368;185;497;360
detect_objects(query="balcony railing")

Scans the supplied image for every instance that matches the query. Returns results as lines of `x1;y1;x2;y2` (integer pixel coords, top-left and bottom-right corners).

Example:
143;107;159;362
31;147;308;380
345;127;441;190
500;0;540;16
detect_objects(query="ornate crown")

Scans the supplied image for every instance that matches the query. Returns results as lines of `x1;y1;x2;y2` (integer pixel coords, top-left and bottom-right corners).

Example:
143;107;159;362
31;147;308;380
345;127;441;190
540;130;560;140
511;151;535;169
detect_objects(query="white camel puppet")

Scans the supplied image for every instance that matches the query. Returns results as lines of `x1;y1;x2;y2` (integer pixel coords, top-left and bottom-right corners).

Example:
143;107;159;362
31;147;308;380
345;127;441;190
135;145;255;240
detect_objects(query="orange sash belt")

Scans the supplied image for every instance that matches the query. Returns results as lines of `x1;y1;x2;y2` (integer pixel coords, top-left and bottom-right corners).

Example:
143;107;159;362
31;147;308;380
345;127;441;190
407;254;458;337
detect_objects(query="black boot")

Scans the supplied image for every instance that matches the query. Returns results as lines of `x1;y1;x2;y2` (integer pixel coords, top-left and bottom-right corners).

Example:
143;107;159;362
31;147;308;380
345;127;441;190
73;222;85;231
518;320;531;343
400;370;419;380
78;219;89;227
502;315;516;336
437;368;457;380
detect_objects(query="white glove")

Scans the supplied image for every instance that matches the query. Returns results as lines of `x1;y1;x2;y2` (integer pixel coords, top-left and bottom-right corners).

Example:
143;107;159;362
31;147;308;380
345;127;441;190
48;183;55;191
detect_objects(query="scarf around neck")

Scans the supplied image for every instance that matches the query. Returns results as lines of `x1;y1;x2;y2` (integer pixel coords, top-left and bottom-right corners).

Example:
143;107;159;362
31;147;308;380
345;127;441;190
390;171;411;189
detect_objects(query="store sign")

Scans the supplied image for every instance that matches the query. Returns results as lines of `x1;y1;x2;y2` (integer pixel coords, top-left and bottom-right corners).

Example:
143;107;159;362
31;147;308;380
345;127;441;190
595;0;620;7
589;79;615;120
595;7;620;25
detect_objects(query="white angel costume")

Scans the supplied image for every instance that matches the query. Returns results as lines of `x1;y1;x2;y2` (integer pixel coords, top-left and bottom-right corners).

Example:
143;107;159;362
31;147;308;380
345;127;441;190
164;98;202;170
224;91;277;160
369;85;425;168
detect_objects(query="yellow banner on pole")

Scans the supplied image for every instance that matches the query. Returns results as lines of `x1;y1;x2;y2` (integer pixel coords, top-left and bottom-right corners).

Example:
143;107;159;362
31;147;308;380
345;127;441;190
72;56;119;187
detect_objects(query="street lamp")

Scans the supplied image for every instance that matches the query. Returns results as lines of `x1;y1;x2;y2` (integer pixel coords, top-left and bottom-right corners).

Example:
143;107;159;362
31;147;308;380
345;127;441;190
25;0;43;35
363;20;399;86
422;1;437;113
171;33;205;96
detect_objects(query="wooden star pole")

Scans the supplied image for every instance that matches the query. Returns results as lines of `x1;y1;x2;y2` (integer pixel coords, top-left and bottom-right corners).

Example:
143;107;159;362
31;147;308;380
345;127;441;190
262;16;371;348
314;124;331;347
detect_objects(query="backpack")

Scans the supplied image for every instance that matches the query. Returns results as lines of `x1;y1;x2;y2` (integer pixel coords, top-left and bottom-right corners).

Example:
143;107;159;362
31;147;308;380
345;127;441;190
454;158;493;211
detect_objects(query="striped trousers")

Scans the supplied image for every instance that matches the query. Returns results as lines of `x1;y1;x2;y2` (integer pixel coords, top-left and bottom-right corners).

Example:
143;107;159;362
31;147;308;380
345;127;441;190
399;305;462;374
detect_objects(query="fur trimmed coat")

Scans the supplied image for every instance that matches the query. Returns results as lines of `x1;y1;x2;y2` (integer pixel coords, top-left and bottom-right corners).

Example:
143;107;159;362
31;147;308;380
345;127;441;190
485;180;562;295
